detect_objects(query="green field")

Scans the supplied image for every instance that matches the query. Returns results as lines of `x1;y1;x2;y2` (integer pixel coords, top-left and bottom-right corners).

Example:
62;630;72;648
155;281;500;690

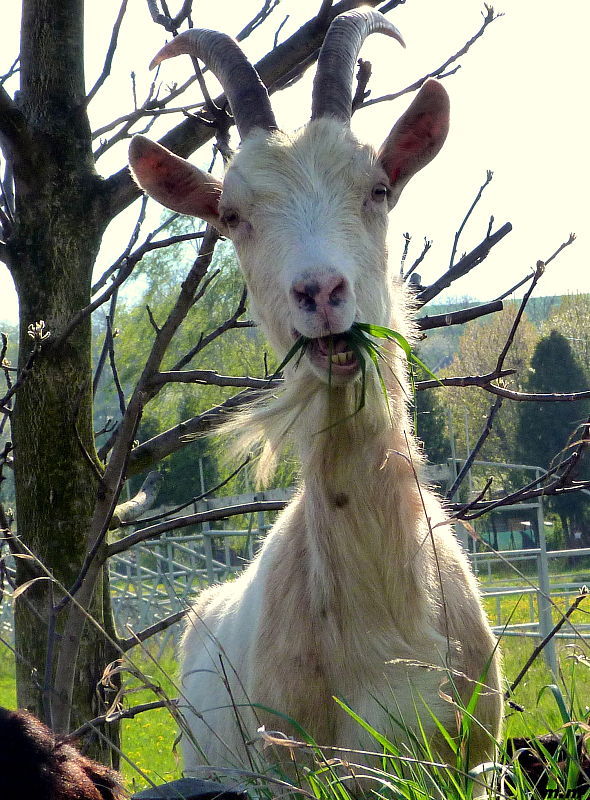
0;589;589;795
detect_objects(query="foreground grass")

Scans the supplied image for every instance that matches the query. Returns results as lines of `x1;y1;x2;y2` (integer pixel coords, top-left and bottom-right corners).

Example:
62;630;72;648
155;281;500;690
113;646;183;791
0;590;588;795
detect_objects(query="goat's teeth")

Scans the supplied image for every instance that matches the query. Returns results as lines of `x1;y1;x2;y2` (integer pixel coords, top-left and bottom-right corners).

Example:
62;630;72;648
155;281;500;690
331;351;353;365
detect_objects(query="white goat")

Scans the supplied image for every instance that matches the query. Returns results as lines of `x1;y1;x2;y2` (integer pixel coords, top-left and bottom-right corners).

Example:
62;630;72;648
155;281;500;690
129;8;503;777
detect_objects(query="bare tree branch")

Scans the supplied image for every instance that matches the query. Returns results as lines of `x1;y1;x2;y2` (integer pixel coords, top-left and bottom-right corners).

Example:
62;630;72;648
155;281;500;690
351;59;372;114
107;317;126;419
417;222;512;305
446;395;503;501
110;471;163;529
67;699;178;740
0;57;20;88
118;611;189;652
0;338;43;411
483;385;590;403
146;0;193;33
0;86;34;179
403;236;431;281
93;75;199;155
416;368;516;392
495;261;545;375
86;0;129;104
148;370;278;390
317;0;335;23
506;588;590;698
93;299;119;398
172;286;250;371
124;457;251;527
108;500;288;557
361;5;502;111
449;170;493;269
235;0;281;42
417;300;504;331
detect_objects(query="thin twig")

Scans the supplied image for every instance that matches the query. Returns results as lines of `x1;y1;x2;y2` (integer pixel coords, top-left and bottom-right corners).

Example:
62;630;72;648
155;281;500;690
506;588;589;698
351;59;372;114
405;237;431;281
496;260;545;375
67;699;178;741
118;611;189;652
449;170;493;269
361;6;501;110
148;370;280;390
415;368;515;392
86;0;129;104
172;286;249;371
446;396;503;502
106;316;126;418
146;0;193;32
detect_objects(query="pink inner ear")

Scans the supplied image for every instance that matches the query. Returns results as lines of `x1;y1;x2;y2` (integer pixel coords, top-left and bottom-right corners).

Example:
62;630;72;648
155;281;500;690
129;136;222;221
378;80;450;188
386;113;438;182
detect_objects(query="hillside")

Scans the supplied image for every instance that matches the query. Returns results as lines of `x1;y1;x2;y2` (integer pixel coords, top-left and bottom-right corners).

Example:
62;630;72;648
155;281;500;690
417;294;564;371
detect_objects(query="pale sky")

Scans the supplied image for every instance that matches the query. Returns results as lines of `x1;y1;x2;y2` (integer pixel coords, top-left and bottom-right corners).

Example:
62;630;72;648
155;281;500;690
1;1;588;325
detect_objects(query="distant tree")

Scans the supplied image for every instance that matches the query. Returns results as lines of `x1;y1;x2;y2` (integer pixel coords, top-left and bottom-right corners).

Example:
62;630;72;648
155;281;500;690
542;293;590;372
515;330;590;544
441;303;538;467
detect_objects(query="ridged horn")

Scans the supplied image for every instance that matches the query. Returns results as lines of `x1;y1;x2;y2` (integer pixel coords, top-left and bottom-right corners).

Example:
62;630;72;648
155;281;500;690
311;9;405;123
150;29;277;139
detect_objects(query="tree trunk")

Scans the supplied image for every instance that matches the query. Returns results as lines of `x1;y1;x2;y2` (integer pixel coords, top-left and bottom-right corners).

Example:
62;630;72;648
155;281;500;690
8;0;120;763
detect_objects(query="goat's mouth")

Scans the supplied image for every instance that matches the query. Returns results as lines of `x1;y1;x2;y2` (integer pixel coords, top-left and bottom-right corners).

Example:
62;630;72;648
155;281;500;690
295;331;360;378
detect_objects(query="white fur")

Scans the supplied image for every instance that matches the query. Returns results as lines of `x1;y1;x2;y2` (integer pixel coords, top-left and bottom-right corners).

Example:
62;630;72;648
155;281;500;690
175;120;503;776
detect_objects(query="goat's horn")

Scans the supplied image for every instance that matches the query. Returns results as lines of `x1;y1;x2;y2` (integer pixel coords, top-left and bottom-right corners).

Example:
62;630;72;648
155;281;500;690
311;9;405;123
150;29;278;139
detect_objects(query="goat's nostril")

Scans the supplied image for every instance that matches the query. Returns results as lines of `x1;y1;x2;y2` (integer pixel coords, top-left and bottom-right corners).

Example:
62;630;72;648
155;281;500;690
291;276;349;315
292;282;320;312
329;279;347;307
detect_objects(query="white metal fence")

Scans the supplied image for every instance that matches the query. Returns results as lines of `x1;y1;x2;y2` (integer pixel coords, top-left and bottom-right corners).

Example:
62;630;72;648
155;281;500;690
2;489;589;673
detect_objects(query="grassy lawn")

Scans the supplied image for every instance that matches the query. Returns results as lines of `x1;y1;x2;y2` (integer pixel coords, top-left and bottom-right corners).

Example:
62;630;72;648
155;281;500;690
0;588;588;794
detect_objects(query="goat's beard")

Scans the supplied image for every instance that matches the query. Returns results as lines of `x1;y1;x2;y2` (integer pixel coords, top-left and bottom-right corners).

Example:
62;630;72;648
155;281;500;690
217;359;403;487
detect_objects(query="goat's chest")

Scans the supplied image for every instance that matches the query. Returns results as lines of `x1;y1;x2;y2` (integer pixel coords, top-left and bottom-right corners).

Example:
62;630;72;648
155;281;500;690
288;611;457;752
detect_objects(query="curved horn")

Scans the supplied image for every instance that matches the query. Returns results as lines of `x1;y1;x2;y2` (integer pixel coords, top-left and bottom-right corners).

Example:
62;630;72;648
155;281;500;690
150;29;277;139
311;9;405;123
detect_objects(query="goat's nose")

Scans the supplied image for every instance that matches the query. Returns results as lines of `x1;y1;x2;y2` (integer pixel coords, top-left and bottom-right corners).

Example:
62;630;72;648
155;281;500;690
291;274;350;314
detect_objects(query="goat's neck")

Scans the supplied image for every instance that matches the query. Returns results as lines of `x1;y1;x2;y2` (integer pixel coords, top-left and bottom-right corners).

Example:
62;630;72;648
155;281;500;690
291;371;436;634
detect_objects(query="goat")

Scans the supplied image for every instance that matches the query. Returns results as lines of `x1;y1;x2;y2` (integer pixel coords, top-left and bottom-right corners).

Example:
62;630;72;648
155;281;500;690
0;707;126;799
129;8;503;777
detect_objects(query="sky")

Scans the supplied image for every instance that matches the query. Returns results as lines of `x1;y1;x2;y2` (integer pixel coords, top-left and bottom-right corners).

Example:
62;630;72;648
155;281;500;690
1;0;588;326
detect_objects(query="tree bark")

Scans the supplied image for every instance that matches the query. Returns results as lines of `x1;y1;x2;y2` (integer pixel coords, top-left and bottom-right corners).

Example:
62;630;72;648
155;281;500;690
8;0;119;763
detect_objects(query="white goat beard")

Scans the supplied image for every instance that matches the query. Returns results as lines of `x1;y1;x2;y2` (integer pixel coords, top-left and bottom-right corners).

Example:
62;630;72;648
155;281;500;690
219;361;411;487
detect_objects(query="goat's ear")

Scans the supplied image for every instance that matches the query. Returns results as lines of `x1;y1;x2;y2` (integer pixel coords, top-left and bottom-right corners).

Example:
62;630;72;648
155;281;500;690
129;135;223;227
378;80;449;198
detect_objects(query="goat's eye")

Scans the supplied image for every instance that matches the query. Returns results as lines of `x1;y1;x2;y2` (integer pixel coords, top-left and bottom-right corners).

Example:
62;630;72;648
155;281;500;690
371;183;390;203
222;209;241;229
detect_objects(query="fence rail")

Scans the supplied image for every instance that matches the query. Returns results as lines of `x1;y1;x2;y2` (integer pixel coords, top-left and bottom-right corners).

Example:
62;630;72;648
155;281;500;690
2;493;589;672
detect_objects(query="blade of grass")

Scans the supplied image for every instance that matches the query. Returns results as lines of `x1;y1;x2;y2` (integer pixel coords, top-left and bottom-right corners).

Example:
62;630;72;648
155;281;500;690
269;336;309;379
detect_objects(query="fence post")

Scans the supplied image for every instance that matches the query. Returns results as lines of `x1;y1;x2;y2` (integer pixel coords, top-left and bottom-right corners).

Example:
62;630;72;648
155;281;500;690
200;499;216;585
257;494;266;549
536;480;557;674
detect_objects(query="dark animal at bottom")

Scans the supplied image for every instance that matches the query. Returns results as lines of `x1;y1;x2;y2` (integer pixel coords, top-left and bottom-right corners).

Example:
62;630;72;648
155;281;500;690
507;733;590;797
0;707;126;800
